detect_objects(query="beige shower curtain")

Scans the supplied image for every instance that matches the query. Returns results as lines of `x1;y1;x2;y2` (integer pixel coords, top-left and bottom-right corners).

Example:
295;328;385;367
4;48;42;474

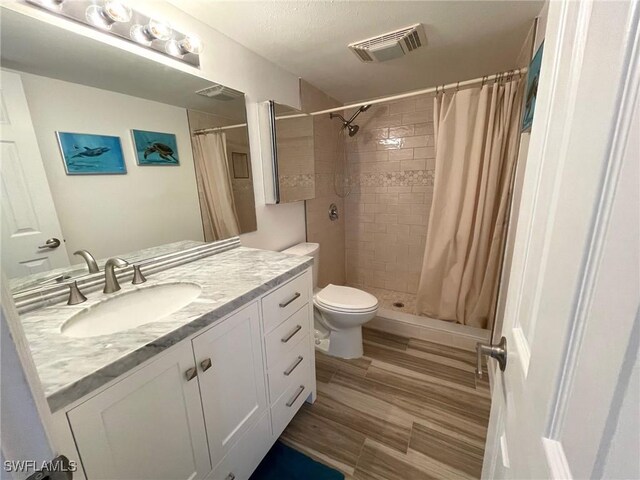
416;79;524;329
192;132;240;241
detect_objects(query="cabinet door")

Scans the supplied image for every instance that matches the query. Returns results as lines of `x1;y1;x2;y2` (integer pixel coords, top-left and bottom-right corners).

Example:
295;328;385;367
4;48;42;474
67;342;211;480
192;302;267;468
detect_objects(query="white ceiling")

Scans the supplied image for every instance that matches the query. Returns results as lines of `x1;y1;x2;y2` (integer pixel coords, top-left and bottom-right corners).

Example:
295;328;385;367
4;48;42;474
171;0;543;103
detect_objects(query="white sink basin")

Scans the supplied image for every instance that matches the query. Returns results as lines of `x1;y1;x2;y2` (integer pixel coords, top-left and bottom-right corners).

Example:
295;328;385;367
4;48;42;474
61;283;202;338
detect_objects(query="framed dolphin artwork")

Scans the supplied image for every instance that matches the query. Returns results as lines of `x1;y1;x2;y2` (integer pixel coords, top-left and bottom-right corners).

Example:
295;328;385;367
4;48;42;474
131;129;180;166
56;132;127;175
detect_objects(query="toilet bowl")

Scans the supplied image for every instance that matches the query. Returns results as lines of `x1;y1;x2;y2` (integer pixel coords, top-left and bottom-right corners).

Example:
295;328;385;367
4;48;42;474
281;243;378;359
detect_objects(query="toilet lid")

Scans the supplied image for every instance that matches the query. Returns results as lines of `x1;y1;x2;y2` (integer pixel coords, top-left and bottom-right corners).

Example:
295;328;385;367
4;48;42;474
314;284;378;312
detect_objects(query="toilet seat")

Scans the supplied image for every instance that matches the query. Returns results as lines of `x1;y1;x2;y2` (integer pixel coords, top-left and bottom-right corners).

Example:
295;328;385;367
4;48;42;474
314;284;378;313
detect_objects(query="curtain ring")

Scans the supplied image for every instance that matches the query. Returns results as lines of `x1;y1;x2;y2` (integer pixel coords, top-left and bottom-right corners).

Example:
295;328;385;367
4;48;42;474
435;85;439;96
456;81;460;92
481;75;487;87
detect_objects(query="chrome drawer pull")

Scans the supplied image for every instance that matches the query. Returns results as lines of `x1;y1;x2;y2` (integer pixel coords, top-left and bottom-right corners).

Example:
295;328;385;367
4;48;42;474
200;358;212;372
279;292;301;308
284;356;304;376
286;385;305;407
281;325;302;343
185;367;197;382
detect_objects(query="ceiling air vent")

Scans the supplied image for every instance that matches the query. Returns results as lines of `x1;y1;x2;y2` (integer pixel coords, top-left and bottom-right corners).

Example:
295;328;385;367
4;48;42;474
195;84;244;101
348;24;427;63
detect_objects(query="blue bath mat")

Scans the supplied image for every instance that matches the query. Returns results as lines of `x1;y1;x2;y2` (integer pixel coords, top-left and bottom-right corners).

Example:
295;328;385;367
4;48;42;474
250;441;344;480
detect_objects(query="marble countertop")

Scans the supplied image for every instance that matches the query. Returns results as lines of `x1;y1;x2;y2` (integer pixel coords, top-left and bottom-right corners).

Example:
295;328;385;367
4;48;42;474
20;246;312;412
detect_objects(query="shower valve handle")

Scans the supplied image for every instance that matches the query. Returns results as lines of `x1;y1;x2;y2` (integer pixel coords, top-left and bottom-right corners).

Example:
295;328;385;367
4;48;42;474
475;336;507;378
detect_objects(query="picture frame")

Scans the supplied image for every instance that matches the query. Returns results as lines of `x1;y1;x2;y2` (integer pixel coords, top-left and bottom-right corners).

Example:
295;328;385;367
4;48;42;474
131;129;180;166
232;152;250;179
522;41;544;132
56;132;126;175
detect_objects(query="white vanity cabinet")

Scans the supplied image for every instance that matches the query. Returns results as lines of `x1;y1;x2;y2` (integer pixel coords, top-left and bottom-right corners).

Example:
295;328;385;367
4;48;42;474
192;302;267;469
67;341;211;480
60;269;315;480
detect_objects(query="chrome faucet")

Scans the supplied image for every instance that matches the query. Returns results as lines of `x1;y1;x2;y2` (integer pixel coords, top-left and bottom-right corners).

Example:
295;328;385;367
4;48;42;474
74;249;99;274
103;258;129;294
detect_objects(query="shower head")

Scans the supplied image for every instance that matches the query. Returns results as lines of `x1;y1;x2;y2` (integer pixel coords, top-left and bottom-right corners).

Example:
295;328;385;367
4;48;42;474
330;104;371;137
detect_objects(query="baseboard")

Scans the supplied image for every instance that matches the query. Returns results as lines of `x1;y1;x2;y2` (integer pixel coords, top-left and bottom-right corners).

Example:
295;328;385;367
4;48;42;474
369;308;490;352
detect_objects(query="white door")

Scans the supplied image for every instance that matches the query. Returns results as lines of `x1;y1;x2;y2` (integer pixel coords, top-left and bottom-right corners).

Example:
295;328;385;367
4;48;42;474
192;302;267;470
483;2;640;479
67;341;211;480
0;70;69;278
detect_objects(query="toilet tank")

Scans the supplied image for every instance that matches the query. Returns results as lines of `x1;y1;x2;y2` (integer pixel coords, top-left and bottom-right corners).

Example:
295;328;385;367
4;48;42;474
281;243;319;289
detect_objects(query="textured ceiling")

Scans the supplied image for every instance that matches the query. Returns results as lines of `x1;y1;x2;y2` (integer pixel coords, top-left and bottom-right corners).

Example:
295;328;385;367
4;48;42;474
171;0;542;103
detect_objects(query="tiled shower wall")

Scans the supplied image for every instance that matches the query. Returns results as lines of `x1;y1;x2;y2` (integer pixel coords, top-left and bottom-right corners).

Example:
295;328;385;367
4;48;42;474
301;80;346;288
345;94;436;295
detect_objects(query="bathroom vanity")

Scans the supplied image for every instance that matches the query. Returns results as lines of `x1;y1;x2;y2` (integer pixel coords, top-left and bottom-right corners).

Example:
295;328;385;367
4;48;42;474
19;244;316;480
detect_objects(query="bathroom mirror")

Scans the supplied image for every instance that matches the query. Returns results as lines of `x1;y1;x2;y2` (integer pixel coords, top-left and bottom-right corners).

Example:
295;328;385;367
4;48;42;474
0;8;257;291
260;101;315;204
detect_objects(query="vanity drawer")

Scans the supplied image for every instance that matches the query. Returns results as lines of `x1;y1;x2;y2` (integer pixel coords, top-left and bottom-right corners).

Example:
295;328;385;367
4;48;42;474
271;358;312;439
267;334;309;403
264;305;309;368
262;271;310;333
209;410;271;480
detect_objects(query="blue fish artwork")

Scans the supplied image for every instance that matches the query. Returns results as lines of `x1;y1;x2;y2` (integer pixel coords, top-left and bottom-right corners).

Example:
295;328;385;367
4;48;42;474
57;132;126;175
131;129;180;166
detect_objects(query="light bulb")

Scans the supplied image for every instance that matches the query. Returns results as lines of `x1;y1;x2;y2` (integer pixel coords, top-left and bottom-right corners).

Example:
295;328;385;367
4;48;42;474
86;1;132;30
165;35;203;57
103;1;132;23
130;18;172;44
146;19;172;41
130;24;152;45
180;35;203;54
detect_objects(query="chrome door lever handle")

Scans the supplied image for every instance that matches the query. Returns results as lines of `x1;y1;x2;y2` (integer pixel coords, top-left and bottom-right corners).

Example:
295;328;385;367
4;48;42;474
38;238;61;249
476;336;507;378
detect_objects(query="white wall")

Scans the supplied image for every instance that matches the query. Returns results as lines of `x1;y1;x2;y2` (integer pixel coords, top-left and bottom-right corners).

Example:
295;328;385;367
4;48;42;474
21;72;204;262
3;1;307;253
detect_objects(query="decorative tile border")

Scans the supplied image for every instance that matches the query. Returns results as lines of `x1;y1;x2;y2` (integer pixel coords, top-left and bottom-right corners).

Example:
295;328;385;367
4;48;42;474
279;173;315;188
354;169;435;187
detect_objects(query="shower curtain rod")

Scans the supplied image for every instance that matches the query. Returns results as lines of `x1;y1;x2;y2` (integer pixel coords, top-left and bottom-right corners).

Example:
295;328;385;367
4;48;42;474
194;122;247;135
310;67;527;116
194;68;528;130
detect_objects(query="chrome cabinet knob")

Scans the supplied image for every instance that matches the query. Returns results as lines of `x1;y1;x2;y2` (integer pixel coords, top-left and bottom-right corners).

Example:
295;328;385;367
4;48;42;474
475;336;507;378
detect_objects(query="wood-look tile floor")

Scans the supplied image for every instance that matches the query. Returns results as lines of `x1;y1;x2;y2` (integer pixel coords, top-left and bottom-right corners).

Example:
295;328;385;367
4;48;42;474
280;328;491;480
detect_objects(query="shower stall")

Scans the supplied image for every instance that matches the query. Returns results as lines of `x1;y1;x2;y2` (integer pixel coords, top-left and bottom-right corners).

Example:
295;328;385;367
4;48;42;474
329;75;525;348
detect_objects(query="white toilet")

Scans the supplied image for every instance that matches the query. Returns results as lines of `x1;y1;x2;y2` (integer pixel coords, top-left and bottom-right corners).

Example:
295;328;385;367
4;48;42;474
282;243;378;359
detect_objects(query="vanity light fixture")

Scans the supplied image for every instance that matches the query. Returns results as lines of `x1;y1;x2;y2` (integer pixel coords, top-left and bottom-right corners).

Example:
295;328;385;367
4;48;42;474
25;0;202;68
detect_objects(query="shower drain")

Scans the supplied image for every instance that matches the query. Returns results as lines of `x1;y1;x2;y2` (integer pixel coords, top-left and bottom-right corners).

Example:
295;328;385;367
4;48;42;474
392;301;405;308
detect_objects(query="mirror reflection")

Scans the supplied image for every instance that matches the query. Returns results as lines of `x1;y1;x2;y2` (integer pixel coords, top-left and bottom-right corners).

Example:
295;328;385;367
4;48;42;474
0;10;257;291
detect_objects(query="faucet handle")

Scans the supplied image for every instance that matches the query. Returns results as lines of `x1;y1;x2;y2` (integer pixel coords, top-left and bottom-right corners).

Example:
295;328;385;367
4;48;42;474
67;281;87;305
132;265;147;285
